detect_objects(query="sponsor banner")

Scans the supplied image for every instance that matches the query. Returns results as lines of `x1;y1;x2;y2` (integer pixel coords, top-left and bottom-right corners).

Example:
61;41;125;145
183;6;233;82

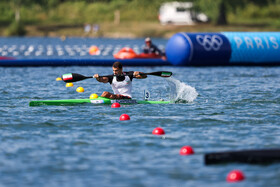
223;32;280;62
111;100;137;104
185;33;232;65
90;100;105;104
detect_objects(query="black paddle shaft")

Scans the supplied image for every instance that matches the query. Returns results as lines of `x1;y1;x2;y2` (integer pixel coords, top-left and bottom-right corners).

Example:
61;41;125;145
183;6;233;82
62;71;172;83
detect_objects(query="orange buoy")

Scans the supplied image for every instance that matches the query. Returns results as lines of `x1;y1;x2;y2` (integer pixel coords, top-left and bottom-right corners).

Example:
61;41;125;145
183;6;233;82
89;45;100;55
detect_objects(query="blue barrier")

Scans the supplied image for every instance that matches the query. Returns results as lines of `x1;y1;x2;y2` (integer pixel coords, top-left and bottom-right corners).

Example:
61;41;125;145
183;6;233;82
2;33;280;66
0;58;170;67
223;32;280;64
0;37;169;67
165;32;280;66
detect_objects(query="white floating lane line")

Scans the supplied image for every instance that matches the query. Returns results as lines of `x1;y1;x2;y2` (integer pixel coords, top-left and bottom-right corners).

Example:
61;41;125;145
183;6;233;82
13;51;19;56
28;45;34;52
35;51;42;56
24;51;30;56
58;51;64;56
47;51;53;56
19;45;26;51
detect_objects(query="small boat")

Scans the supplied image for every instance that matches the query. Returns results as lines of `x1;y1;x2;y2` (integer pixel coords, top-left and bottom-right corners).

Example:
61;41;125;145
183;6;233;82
114;47;162;59
29;97;170;106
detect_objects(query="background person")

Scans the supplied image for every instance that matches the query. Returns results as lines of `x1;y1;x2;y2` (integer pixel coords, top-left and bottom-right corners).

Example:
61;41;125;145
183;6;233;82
143;37;166;60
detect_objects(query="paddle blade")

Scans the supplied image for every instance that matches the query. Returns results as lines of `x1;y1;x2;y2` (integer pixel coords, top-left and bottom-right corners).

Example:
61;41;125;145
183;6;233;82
62;73;92;82
146;71;172;77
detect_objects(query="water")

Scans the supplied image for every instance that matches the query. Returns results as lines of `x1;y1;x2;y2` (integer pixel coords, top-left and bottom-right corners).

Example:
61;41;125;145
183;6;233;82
0;65;279;186
167;77;198;102
0;36;280;186
0;37;167;59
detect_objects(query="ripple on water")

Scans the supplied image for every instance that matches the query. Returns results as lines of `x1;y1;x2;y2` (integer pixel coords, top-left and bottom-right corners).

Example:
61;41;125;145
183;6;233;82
0;65;280;186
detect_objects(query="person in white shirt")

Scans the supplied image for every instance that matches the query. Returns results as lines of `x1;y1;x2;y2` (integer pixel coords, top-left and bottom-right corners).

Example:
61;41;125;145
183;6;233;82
93;61;147;99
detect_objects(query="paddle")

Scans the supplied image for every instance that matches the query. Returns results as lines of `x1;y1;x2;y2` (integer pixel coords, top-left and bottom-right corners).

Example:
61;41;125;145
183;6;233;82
140;71;172;77
61;71;172;83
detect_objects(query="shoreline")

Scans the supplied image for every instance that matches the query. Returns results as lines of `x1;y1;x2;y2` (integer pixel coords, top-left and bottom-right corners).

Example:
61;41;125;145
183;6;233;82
1;22;280;38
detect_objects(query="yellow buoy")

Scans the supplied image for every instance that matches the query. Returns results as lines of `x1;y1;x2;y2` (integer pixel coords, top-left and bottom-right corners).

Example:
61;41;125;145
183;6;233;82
56;77;62;81
66;83;74;87
76;87;85;93
90;93;98;99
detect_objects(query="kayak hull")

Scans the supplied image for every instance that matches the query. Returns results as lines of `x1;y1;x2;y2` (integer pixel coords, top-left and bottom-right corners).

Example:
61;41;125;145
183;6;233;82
29;97;170;106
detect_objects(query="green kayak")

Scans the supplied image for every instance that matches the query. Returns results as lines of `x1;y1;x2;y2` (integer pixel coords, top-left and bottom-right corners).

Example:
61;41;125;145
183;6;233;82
29;97;171;106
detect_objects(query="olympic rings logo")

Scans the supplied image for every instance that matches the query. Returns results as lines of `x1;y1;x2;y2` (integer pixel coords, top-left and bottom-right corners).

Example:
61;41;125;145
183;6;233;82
196;35;223;51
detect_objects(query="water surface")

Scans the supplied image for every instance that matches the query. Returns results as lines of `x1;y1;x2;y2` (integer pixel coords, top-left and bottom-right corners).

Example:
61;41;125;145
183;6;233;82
0;66;279;186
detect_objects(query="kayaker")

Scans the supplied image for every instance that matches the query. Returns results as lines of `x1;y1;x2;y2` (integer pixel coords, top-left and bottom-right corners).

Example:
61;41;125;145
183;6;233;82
93;61;147;99
143;37;166;60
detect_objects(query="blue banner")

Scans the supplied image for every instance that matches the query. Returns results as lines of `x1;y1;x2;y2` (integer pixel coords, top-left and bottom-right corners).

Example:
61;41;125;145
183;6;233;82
223;32;280;63
186;33;231;65
165;32;232;66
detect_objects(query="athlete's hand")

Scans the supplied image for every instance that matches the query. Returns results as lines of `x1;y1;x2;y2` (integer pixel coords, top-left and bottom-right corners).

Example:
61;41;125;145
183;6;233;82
133;71;140;78
94;74;100;81
134;71;147;79
94;74;109;83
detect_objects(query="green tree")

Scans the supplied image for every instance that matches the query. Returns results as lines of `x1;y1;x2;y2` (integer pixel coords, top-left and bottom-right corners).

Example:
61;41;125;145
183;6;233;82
6;0;35;36
195;0;277;25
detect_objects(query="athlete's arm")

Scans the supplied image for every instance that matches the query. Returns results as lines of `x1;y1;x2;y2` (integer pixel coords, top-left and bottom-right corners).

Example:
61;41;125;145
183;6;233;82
94;74;109;83
133;71;147;79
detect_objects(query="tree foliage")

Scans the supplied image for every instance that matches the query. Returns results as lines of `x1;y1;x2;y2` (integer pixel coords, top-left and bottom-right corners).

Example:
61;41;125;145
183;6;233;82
1;0;280;25
195;0;280;25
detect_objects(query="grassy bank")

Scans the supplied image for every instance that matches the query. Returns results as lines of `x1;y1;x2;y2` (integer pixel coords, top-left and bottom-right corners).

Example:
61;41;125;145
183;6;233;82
1;21;278;39
0;1;280;38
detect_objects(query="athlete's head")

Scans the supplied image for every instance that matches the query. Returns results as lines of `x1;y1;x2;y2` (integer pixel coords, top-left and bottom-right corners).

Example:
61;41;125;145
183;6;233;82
145;37;152;46
112;61;123;75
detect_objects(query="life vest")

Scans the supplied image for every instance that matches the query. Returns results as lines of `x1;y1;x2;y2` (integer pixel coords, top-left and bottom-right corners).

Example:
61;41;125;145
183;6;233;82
109;72;134;97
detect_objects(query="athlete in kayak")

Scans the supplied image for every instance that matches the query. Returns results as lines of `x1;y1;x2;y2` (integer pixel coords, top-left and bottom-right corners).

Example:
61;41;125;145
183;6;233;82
93;61;147;99
143;37;166;60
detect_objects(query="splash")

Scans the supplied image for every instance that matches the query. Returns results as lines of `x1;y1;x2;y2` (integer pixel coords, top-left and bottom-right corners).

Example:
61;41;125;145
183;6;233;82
166;77;198;103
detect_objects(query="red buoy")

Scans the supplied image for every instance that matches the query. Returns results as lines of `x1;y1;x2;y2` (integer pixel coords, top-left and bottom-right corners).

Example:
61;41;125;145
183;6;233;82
111;102;121;108
180;146;194;155
119;114;130;121
226;170;245;182
152;127;165;135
